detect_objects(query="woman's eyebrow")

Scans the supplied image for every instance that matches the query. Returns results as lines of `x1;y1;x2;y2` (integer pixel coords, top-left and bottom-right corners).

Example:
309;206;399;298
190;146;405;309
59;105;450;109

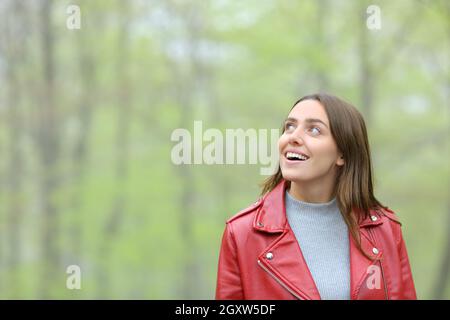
284;117;329;129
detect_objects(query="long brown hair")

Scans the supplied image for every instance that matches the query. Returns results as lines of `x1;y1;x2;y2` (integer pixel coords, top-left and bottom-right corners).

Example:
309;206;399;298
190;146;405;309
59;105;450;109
261;93;387;259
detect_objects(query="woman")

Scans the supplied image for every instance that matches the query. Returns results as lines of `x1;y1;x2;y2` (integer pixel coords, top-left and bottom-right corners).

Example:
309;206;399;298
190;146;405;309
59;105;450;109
215;93;417;300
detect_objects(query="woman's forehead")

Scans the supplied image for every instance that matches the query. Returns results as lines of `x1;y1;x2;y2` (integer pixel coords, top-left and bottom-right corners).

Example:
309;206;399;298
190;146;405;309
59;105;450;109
288;100;329;124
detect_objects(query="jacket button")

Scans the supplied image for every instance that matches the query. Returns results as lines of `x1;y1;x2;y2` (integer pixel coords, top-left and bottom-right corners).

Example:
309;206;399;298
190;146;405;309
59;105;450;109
372;247;379;255
371;215;378;222
265;252;273;260
257;222;264;227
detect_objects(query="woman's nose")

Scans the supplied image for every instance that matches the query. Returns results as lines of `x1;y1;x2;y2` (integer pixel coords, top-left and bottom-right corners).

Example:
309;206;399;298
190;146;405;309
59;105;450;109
288;129;305;145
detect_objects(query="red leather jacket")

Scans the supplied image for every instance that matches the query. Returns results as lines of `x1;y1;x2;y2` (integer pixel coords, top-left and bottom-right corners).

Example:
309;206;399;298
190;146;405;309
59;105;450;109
215;180;417;300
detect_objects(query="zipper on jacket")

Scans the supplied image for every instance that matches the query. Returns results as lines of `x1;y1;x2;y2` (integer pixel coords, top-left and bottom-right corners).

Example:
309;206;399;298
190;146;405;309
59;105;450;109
367;228;389;299
257;259;305;300
378;259;389;299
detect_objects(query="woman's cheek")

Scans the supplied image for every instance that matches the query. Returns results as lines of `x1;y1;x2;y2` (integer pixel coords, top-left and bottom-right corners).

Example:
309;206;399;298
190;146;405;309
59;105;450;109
278;136;287;153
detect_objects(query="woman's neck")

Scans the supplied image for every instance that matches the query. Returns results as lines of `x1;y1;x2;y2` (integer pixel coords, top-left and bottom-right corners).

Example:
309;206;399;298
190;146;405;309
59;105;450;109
288;180;336;204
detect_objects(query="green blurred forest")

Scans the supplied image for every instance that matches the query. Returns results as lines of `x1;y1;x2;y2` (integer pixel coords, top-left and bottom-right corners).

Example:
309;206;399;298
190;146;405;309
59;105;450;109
0;0;448;299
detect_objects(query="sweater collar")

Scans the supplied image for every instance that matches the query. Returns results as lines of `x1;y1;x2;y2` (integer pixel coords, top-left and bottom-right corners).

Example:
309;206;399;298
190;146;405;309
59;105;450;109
285;190;338;214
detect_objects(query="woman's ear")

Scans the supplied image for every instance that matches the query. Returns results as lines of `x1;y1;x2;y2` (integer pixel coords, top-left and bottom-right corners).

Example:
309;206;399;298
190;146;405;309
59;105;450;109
337;155;345;166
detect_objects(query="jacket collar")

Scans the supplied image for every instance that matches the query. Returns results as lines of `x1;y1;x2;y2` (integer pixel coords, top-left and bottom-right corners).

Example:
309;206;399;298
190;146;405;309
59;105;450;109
253;179;385;300
253;179;384;232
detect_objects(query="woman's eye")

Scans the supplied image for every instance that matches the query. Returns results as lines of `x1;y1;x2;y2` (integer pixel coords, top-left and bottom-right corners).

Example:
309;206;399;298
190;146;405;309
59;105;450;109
309;127;321;135
285;123;295;131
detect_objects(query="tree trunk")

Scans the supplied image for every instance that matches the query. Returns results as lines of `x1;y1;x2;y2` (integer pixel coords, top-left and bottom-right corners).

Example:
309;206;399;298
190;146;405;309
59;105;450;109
38;0;61;298
4;0;26;299
433;201;450;299
358;0;374;125
96;0;131;298
432;6;450;297
316;0;330;91
163;0;203;299
67;0;97;276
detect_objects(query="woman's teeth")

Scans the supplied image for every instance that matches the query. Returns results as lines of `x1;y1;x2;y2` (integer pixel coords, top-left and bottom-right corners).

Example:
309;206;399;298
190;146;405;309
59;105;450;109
286;152;309;161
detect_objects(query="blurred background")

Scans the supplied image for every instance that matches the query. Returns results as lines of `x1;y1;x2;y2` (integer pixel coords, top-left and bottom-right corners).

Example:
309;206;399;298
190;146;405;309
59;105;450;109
0;0;448;299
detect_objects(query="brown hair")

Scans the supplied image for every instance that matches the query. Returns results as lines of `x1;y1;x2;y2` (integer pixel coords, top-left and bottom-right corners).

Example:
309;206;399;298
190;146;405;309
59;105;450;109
261;93;387;259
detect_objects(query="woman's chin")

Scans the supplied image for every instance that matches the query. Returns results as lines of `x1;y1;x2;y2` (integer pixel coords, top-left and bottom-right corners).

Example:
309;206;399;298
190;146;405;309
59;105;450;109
281;170;309;183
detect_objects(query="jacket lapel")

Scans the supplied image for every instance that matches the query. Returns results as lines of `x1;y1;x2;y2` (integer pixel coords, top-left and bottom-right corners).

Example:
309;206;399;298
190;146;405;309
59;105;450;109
254;180;320;299
257;229;322;299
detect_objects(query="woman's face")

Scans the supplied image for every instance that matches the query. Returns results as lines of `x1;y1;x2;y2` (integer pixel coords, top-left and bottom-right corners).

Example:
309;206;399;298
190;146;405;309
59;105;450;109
278;99;344;183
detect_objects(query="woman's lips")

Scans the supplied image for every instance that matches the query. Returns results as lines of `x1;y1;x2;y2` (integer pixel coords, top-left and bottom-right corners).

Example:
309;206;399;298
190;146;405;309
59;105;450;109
283;155;309;165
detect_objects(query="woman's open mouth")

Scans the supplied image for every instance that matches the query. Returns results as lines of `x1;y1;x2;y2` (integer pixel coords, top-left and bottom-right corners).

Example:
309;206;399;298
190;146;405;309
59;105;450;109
285;151;310;163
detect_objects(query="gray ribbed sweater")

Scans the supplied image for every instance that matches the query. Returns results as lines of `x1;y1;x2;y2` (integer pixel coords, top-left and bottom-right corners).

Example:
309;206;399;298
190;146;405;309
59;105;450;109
285;191;350;300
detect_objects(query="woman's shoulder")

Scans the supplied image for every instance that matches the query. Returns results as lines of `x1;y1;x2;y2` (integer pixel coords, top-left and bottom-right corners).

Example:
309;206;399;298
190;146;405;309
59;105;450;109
376;206;402;226
372;206;405;246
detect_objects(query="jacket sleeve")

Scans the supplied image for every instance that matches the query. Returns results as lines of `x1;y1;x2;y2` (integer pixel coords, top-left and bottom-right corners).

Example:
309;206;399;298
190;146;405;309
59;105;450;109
396;225;418;299
215;222;244;299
